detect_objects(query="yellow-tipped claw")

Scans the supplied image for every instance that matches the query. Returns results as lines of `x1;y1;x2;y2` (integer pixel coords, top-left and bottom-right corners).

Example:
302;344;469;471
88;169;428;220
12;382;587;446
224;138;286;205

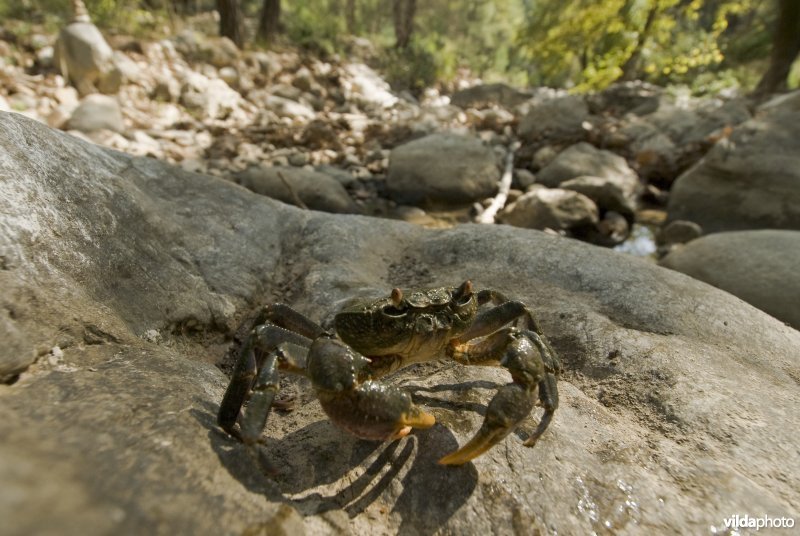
438;427;507;465
399;410;436;429
388;410;436;441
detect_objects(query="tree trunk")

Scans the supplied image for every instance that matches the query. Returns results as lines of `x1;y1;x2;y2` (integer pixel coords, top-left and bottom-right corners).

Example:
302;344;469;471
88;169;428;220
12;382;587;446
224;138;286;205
393;0;416;49
754;0;800;96
618;5;659;82
257;0;281;43
217;0;244;48
346;0;356;34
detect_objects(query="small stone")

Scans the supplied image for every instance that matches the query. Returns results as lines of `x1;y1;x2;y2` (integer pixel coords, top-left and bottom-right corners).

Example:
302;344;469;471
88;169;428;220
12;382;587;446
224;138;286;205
514;168;537;189
142;329;162;344
288;152;309;167
500;188;599;232
66;94;125;133
660;220;703;245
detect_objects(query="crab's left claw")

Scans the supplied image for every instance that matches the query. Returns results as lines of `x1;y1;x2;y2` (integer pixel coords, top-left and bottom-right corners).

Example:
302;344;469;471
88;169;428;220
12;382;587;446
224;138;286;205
439;383;536;465
317;380;436;442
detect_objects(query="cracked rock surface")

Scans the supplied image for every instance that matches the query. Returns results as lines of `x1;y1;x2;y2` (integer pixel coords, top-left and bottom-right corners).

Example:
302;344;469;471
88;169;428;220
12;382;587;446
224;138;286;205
1;111;799;535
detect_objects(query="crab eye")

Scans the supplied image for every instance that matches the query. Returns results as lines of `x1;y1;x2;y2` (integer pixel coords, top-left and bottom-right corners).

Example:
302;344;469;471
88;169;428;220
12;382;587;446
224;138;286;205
452;280;474;306
456;294;473;306
382;305;407;317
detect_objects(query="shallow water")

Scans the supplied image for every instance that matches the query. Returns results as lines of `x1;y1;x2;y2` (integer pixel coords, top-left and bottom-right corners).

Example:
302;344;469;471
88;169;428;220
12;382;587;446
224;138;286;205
614;224;657;259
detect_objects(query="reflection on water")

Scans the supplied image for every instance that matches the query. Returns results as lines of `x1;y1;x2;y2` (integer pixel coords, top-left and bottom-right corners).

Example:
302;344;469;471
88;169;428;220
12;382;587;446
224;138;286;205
614;224;657;258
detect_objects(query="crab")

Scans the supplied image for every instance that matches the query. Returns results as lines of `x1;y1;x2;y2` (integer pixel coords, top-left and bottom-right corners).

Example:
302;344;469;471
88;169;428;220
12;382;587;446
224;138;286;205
217;281;560;465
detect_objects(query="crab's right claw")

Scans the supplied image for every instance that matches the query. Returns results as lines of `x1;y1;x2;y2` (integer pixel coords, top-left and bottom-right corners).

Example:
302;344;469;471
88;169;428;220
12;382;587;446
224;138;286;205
438;383;536;465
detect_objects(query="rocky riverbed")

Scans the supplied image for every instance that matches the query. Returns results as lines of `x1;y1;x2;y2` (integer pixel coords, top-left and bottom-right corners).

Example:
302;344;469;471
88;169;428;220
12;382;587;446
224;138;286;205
2;110;799;535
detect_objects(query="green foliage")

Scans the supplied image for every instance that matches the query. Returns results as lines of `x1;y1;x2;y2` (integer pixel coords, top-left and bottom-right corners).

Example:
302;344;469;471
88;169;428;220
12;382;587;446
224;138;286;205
516;0;772;92
268;0;529;87
0;0;169;36
414;0;527;82
0;0;786;94
282;0;346;56
379;42;439;97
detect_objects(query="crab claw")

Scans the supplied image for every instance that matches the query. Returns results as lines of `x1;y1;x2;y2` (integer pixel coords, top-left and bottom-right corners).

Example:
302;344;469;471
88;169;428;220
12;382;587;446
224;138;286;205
438;383;536;465
318;380;435;442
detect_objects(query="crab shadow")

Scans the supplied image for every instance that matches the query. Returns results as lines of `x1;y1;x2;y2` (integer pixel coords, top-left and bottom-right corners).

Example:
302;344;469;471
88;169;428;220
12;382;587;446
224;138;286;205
198;396;479;534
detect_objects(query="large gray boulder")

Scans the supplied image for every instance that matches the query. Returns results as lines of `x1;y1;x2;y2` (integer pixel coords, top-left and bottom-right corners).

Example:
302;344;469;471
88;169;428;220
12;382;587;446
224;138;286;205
499;187;599;232
651;98;751;146
537;142;640;203
386;132;499;208
2;111;799;535
233;165;360;214
518;94;590;144
660;230;800;329
667;110;800;233
560;175;636;219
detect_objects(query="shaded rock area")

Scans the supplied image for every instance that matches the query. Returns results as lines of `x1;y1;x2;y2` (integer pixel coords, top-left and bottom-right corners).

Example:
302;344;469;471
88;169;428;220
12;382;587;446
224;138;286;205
234;165;360;214
653;93;800;328
659;230;800;330
587;81;663;116
666;108;800;234
518;94;590;144
450;82;533;109
3;112;800;535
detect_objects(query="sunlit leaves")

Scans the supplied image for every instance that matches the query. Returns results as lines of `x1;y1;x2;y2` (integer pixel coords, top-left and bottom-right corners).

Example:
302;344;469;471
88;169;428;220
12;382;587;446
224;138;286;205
516;0;768;91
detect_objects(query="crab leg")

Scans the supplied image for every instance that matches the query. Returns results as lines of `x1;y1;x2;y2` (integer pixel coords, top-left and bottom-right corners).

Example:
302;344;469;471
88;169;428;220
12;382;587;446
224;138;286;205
457;289;552;349
217;333;259;441
456;292;561;374
253;304;327;339
217;323;311;442
439;328;554;465
239;350;280;443
520;330;559;446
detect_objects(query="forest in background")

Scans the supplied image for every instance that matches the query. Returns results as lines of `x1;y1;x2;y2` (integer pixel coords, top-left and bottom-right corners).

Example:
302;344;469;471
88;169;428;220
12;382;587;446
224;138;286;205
1;0;798;96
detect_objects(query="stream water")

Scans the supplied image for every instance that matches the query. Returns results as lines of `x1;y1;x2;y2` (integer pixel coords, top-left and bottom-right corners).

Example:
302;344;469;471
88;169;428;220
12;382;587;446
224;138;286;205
614;224;658;259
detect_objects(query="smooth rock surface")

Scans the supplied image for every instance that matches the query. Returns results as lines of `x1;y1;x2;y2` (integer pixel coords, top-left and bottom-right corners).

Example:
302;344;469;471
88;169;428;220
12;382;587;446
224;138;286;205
2;112;800;535
386;132;499;208
66;94;125;133
667;110;800;233
659;230;800;329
